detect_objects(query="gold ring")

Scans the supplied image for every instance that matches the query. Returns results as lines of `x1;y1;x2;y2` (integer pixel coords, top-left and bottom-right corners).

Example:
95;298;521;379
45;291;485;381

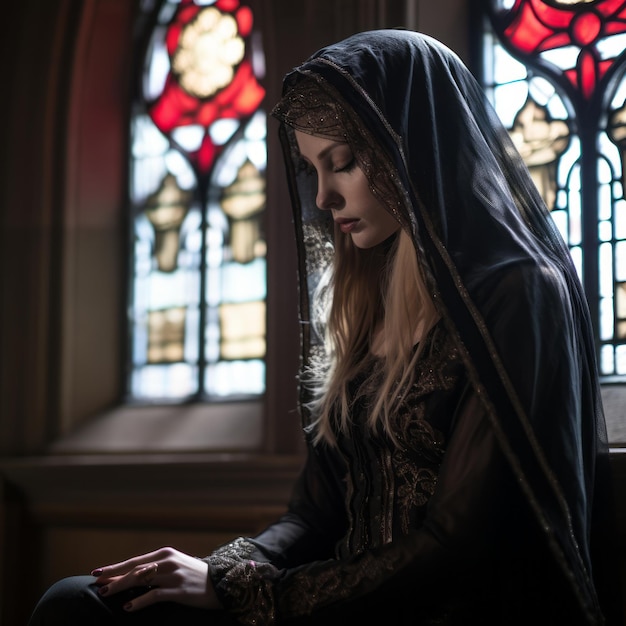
142;562;159;584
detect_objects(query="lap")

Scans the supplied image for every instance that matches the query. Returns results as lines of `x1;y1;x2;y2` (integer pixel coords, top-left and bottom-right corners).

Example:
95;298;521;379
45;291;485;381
28;576;234;626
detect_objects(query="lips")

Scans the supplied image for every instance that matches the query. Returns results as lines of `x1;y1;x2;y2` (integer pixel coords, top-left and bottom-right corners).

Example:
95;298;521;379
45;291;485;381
335;218;360;233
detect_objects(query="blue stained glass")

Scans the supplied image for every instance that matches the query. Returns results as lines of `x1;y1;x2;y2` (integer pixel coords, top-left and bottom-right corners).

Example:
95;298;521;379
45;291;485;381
599;221;613;242
132;363;197;399
205;307;220;362
558;137;580;189
616;241;626;281
495;0;515;10
600;243;614;298
493;45;526;84
541;46;579;70
611;76;626;109
551;209;568;242
598;183;613;223
616;207;626;242
597;33;626;61
205;360;265;396
601;345;615;375
145;30;170;101
493;83;528;127
617;346;626;375
164;151;195;187
568;166;582;246
185;306;200;361
570;246;583;282
171;126;205;152
222;259;266;302
210;119;239;145
600;296;615;341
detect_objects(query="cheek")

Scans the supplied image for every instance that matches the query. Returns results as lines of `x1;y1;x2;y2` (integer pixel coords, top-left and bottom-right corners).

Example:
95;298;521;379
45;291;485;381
364;203;400;247
379;205;398;228
366;196;398;231
379;212;401;239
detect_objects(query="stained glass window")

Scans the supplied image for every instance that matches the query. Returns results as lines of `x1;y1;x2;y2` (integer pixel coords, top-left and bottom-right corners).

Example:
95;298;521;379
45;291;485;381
483;0;626;379
129;0;267;400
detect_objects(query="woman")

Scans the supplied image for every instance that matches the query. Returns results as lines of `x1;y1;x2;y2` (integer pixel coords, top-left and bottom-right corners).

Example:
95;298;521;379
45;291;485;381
29;30;620;626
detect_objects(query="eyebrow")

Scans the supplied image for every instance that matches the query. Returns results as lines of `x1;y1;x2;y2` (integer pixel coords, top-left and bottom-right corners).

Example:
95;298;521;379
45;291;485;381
316;142;348;161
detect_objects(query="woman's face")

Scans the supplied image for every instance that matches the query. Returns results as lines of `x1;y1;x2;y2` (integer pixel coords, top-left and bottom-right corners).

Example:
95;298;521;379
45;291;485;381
295;130;400;249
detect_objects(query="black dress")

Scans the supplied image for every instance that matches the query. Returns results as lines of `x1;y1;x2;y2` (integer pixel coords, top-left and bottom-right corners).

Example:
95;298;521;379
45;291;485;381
205;29;621;626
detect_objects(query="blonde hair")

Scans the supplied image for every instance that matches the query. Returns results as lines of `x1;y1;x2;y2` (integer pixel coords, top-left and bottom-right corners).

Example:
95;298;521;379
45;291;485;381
307;227;440;446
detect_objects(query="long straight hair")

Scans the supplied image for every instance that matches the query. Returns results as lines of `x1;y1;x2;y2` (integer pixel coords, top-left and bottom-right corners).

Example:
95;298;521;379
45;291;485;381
307;227;440;446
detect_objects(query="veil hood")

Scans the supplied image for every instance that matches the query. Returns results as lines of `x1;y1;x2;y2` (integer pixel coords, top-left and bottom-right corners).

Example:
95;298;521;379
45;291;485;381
273;30;614;624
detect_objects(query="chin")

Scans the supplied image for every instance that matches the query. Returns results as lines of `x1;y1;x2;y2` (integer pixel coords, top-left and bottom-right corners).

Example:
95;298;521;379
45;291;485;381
351;230;399;250
351;238;378;249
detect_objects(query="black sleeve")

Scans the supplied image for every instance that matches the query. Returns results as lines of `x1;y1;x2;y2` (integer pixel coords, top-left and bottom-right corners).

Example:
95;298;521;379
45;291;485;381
203;433;349;622
247;437;349;568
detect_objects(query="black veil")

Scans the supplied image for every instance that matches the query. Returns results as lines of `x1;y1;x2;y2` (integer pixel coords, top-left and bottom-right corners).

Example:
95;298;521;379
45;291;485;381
272;30;617;624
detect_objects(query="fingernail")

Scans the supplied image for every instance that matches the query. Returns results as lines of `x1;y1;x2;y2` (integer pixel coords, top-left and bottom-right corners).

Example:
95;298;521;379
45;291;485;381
98;586;109;596
91;568;103;576
123;602;133;612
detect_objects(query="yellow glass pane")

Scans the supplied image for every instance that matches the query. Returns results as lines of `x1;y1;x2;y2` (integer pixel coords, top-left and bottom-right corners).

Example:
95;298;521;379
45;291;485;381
144;174;192;272
221;160;265;219
219;301;266;359
508;98;569;210
221;159;266;263
147;307;186;363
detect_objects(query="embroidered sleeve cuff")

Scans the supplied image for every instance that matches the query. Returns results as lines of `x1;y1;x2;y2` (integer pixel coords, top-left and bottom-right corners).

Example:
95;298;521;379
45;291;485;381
204;537;279;626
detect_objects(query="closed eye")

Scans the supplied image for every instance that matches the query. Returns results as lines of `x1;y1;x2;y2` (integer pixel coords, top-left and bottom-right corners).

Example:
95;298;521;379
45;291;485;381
333;157;357;174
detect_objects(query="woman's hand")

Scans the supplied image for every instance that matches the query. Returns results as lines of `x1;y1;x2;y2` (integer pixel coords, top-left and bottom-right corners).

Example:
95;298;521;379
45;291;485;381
91;546;223;613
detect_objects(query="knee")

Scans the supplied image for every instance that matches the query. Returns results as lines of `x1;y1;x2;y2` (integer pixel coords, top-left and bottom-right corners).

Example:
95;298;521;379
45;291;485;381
29;576;99;625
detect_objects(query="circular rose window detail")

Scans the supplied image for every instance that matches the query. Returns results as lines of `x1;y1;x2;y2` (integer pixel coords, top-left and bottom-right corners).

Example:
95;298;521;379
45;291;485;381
172;6;245;99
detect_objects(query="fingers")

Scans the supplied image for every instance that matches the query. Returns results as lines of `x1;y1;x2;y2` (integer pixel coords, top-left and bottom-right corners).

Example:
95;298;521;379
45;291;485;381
121;586;181;612
96;560;165;596
91;548;166;579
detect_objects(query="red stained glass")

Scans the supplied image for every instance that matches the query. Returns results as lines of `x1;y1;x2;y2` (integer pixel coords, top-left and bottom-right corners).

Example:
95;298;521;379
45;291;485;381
236;6;253;36
197;136;219;174
150;61;264;131
572;12;602;47
496;0;626;100
217;0;240;13
148;0;265;176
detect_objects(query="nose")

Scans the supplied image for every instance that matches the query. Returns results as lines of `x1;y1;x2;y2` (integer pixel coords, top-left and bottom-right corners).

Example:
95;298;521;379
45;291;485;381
316;176;342;211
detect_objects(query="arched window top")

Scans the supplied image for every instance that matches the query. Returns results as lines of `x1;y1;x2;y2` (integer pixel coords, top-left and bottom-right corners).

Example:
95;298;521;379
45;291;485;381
143;0;265;177
487;0;626;104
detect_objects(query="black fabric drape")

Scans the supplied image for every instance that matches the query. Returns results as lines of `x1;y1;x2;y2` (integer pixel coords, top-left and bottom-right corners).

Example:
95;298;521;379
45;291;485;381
273;30;619;624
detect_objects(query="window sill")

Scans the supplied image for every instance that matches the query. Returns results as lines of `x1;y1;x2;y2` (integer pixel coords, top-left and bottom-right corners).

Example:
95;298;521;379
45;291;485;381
0;400;305;528
49;400;267;455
